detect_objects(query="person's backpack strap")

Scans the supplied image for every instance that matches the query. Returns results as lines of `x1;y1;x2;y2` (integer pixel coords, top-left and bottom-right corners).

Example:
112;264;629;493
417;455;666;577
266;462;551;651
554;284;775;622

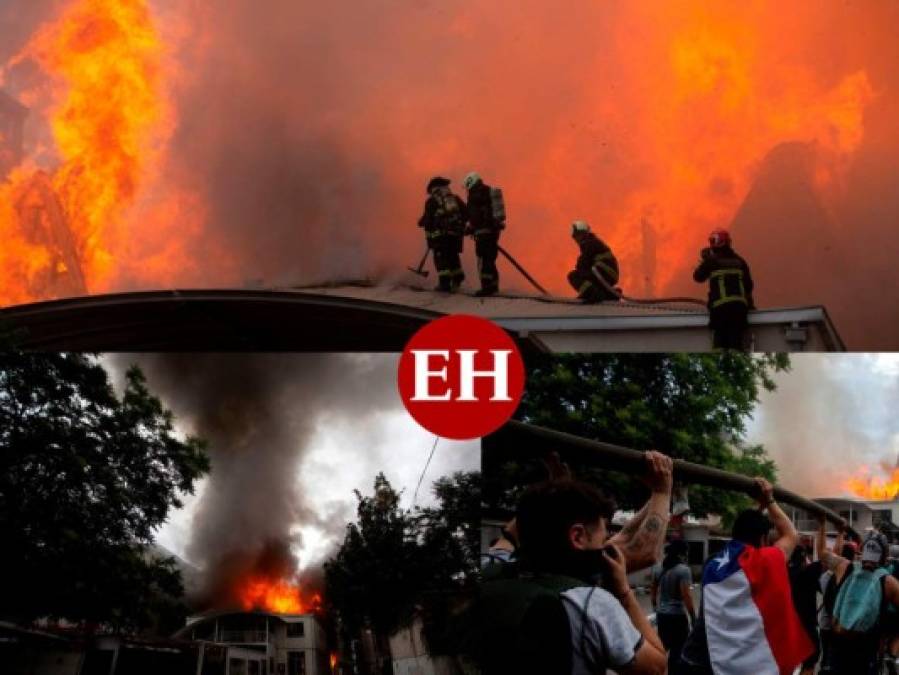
471;573;583;675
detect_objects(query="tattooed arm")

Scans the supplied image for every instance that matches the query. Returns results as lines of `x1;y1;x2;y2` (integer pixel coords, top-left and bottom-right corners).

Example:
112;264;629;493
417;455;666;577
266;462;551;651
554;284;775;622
609;451;673;572
816;516;850;581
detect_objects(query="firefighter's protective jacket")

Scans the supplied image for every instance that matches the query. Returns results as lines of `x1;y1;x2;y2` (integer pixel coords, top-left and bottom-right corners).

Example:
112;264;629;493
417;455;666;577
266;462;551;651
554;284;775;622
693;246;755;310
575;232;619;285
418;190;468;249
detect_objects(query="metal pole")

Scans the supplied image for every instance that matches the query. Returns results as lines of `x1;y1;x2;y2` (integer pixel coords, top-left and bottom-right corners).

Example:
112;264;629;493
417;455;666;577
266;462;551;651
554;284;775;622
487;420;854;535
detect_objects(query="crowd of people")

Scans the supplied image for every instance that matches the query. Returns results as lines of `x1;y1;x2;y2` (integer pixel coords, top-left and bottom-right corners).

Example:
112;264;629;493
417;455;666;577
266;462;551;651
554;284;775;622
478;452;899;675
417;174;755;348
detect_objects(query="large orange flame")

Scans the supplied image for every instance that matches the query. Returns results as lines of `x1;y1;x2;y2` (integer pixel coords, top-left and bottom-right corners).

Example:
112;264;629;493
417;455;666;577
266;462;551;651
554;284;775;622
0;0;206;305
845;464;899;501
0;2;885;310
237;576;323;615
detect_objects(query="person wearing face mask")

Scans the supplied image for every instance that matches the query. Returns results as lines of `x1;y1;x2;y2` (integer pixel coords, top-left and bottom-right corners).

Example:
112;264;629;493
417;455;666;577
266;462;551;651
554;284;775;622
820;526;899;675
473;451;673;675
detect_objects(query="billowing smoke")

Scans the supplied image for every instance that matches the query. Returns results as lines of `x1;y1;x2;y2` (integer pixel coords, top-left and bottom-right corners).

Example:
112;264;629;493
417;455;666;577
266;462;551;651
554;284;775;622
5;2;899;346
748;355;899;499
110;353;400;609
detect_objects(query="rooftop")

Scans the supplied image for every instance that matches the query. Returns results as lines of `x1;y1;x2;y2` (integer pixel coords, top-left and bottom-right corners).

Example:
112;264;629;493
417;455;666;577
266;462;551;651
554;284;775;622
0;281;845;351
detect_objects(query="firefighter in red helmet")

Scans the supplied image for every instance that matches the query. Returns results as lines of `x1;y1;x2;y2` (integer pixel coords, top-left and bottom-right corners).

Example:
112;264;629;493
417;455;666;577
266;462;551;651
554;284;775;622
693;229;755;349
418;177;467;292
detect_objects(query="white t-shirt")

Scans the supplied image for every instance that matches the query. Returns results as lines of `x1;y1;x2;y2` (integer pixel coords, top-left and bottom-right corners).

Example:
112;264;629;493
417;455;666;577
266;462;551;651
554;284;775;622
560;585;643;674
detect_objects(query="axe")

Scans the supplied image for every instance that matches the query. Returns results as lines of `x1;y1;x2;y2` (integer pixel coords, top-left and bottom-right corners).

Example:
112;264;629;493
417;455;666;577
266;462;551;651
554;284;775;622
407;248;430;277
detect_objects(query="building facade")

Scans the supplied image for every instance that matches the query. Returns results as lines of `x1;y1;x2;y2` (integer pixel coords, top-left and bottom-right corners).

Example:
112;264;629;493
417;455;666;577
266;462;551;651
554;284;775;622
176;611;329;675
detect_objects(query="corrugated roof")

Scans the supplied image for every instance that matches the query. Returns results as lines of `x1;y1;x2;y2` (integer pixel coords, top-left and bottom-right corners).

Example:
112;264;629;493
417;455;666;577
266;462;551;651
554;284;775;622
287;281;709;318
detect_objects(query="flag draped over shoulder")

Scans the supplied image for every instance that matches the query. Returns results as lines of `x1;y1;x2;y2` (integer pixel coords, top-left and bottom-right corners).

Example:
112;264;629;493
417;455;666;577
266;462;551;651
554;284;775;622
702;540;813;675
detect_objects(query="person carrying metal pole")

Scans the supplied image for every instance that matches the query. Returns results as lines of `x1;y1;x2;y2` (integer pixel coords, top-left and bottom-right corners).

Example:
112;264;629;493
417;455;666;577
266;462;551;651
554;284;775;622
462;171;505;297
680;478;815;675
417;176;467;292
567;220;620;302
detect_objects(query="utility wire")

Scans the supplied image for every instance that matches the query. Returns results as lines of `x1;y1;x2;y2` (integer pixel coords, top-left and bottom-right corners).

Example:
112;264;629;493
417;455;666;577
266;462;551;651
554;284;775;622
412;436;440;506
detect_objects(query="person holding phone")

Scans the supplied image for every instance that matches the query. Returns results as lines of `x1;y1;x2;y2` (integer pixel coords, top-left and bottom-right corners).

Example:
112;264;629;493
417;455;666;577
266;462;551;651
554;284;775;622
474;451;673;674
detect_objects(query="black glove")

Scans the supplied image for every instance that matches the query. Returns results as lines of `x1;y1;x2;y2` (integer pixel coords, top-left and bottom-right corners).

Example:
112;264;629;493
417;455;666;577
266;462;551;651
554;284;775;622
700;247;713;260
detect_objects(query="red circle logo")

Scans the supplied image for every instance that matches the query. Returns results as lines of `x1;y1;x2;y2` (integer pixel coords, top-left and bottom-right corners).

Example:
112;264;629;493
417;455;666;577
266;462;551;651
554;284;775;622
397;315;525;440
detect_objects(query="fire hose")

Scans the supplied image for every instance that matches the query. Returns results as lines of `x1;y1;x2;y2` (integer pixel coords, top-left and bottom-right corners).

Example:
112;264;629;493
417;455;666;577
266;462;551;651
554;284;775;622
497;245;549;296
590;266;708;307
486;420;856;538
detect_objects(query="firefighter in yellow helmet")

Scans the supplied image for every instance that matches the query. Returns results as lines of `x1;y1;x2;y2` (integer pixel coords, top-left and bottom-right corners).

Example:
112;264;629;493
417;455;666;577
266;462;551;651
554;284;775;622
417;177;467;292
463;171;504;297
566;221;620;302
693;228;755;349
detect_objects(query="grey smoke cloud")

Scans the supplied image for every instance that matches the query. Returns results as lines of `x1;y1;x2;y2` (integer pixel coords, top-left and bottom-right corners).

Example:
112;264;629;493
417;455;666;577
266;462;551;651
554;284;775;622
747;354;899;499
106;353;440;608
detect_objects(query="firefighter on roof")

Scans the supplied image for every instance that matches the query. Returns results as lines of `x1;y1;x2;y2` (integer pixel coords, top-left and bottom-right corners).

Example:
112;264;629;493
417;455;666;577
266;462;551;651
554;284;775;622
418;176;467;292
463;171;505;297
693;228;755;350
566;221;620;303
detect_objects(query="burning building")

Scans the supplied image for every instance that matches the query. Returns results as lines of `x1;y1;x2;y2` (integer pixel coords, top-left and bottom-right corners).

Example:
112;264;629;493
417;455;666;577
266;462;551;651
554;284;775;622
174;610;329;675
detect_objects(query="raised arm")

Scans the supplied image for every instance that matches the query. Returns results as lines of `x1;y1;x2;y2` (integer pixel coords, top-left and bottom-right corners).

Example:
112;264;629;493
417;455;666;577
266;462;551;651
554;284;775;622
693;250;712;282
816;516;850;579
832;528;845;555
756;478;798;556
609;451;673;572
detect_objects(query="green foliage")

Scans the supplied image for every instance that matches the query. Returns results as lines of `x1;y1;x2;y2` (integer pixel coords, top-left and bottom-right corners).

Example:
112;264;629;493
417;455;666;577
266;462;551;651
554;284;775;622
487;353;788;520
0;353;209;633
325;471;479;644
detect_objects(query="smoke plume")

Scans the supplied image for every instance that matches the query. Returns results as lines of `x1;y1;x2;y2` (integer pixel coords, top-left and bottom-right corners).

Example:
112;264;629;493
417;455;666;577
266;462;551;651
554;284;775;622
110;353;399;609
748;355;899;499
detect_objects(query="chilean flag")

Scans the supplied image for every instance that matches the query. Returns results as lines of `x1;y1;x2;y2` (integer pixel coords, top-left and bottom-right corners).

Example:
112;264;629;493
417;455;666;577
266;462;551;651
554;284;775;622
702;540;813;675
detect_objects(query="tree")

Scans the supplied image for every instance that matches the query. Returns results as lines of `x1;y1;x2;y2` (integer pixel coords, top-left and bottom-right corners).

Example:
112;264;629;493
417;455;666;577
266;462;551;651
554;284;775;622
325;472;479;668
484;353;789;524
0;353;209;633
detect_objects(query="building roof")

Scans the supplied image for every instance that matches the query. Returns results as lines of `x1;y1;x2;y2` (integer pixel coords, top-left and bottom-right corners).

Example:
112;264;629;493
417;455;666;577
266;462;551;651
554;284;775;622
0;282;845;351
290;282;845;352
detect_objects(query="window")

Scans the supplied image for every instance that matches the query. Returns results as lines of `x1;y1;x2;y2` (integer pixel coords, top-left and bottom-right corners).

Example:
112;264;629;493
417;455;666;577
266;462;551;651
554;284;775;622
287;651;306;675
286;622;305;638
874;509;893;525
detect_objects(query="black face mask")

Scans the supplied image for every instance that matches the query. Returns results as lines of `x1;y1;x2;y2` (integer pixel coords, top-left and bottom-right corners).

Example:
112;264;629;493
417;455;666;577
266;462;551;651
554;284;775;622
563;547;612;586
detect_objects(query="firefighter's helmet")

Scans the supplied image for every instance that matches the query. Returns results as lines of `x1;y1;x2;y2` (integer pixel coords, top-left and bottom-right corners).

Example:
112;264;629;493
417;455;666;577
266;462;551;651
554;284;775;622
571;220;591;235
426;176;451;194
709;228;732;248
463;172;481;191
